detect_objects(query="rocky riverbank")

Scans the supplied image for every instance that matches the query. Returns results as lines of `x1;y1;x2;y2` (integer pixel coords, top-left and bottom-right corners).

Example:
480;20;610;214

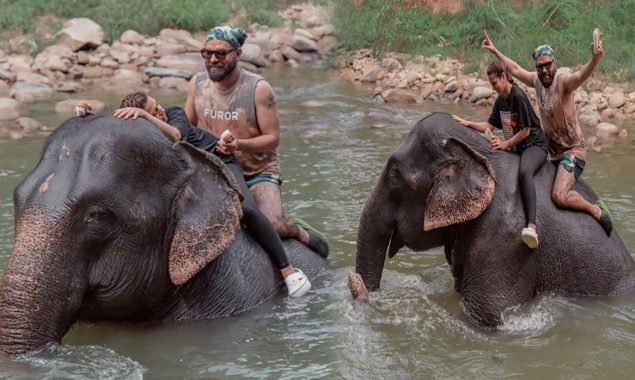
339;49;634;152
0;4;334;138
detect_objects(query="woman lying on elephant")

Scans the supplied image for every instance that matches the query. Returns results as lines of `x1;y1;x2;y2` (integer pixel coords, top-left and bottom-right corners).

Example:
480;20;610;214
111;92;312;297
452;60;548;249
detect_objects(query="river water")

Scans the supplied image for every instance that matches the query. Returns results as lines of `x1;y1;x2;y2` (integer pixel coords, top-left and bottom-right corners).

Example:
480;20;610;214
0;67;634;379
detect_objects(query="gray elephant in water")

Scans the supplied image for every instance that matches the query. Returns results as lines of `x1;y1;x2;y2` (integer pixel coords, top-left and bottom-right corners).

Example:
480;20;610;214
0;116;326;356
349;112;635;327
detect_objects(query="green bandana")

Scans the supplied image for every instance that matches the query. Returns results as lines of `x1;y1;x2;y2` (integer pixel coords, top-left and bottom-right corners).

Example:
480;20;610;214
206;26;247;48
532;44;555;60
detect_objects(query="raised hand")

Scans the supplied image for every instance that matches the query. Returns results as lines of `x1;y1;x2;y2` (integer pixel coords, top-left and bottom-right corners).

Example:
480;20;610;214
481;29;496;53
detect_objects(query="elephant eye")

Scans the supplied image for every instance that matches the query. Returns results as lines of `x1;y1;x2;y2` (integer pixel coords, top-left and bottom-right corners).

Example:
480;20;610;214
85;207;112;224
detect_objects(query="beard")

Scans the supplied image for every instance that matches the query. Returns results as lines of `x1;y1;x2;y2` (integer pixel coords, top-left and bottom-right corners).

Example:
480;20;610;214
206;57;238;82
539;72;554;88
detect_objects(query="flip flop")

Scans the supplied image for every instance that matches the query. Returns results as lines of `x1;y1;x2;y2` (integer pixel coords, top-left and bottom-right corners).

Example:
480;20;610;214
293;217;330;258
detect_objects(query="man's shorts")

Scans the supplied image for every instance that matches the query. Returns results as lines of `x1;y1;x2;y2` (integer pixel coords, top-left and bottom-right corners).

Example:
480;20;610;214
558;153;585;180
244;172;283;188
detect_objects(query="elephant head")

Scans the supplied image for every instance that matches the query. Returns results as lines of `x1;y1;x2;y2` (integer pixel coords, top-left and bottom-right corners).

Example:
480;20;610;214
0;116;242;356
351;113;496;295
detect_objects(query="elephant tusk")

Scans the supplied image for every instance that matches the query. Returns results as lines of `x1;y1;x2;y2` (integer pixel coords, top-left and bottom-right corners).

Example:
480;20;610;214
348;271;369;302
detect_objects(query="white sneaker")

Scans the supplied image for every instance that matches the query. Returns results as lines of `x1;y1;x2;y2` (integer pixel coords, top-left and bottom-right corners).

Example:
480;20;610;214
284;269;312;297
521;227;539;249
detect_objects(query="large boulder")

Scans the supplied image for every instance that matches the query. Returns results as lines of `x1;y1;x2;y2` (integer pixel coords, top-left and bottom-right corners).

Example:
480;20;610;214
120;30;145;45
470;86;494;102
381;88;420;103
608;92;626;109
289;35;317;53
594;122;620;139
55;18;105;51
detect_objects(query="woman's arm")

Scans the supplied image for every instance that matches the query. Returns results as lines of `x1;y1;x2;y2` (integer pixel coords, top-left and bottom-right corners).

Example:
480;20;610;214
113;107;182;142
451;115;495;132
492;127;530;150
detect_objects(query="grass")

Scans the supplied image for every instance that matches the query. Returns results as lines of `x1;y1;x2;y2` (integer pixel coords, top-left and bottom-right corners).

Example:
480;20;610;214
0;0;327;42
332;0;635;81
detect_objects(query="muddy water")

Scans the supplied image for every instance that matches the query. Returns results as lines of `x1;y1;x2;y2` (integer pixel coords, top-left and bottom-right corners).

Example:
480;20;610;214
0;67;634;379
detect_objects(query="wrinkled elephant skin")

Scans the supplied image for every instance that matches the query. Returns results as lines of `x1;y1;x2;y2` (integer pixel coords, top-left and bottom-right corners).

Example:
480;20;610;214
352;113;635;327
0;116;326;356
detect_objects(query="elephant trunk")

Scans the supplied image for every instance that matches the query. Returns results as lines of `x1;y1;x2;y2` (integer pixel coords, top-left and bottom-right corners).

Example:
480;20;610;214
0;212;79;356
352;186;395;297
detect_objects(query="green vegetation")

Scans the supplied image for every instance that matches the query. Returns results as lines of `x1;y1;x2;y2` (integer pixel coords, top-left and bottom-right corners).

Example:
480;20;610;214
333;0;635;80
0;0;325;41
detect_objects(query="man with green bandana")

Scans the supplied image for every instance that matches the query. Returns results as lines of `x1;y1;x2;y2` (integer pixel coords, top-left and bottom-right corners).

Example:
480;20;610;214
481;30;614;236
184;25;329;257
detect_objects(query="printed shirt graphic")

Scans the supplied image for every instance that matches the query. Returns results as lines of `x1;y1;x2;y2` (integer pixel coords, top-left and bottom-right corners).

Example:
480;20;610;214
488;84;547;154
194;68;280;176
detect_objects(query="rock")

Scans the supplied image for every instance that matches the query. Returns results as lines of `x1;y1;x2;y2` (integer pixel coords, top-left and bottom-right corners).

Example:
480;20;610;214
286;59;299;69
7;55;34;73
600;108;614;120
158;77;188;91
155;53;205;74
55;99;105;115
240;43;268;67
55;18;104;51
300;100;330;108
293;28;317;41
8;35;38;55
595;122;620;139
156;43;187;56
586;136;602;152
144;67;192;79
381;58;403;73
0;69;17;82
110;50;130;64
608;92;626;109
11;117;43;134
444;81;459;93
280;46;306;62
100;58;119;69
618;129;628;140
159;28;193;42
402;71;420;86
289;35;317;52
0;80;9;97
312;24;334;37
628;91;635;103
361;67;386;83
470;86;494;102
43;55;71;72
240;61;260;74
16;71;50;84
56;81;82;93
120;30;145;45
381;88;419;103
10;81;54;103
0;97;20;120
269;50;284;63
578;111;601;128
624;103;635;114
81;66;114;79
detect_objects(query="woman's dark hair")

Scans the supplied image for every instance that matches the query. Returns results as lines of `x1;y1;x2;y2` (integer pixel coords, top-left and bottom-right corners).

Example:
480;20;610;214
120;92;148;108
486;60;514;84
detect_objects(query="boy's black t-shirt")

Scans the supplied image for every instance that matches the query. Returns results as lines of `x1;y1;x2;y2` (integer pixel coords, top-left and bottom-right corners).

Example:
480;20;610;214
487;84;548;153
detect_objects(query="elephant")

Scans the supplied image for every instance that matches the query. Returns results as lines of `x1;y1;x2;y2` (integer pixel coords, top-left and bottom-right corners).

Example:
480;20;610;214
348;112;635;328
0;115;326;356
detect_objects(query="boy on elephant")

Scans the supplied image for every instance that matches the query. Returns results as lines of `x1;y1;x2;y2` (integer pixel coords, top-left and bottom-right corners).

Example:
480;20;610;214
86;92;314;298
452;60;548;249
481;30;614;236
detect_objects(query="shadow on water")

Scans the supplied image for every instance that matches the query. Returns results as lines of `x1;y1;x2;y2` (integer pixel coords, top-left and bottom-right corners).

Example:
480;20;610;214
1;66;635;378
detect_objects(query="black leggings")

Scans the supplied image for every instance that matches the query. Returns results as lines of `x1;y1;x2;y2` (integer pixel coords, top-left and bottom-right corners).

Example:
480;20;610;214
518;145;547;226
225;160;290;269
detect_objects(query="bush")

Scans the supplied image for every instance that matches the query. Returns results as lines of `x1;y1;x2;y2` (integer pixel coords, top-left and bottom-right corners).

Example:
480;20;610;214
333;0;635;81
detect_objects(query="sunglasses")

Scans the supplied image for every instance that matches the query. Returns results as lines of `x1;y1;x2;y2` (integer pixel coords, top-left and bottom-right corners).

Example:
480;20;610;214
200;48;236;60
535;60;554;72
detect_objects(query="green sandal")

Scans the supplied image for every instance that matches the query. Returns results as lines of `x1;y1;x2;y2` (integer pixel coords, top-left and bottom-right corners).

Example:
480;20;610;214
294;217;330;258
595;199;614;235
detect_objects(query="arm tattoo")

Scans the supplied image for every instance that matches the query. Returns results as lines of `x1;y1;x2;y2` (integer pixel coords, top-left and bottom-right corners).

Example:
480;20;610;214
266;89;277;107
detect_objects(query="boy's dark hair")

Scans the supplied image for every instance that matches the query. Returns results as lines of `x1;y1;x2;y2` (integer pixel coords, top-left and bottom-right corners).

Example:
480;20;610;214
486;60;514;84
120;92;148;108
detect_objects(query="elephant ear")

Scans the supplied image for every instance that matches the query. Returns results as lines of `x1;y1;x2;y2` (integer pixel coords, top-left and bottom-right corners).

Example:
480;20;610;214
168;142;243;285
424;137;496;231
